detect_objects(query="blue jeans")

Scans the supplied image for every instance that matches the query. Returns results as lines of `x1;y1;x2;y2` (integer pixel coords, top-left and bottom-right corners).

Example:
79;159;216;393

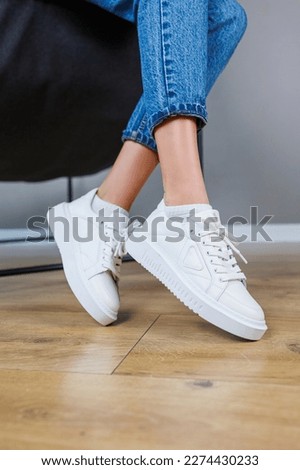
87;0;247;152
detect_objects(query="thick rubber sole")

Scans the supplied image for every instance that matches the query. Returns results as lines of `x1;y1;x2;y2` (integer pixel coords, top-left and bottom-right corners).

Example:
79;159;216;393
47;204;117;326
127;237;267;340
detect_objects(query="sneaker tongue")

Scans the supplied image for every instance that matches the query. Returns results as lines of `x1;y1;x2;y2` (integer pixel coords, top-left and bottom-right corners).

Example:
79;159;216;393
193;209;223;236
195;209;221;224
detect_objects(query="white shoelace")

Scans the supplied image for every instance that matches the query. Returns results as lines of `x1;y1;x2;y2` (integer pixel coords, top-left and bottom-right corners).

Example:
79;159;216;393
195;226;247;283
102;224;127;281
128;215;247;283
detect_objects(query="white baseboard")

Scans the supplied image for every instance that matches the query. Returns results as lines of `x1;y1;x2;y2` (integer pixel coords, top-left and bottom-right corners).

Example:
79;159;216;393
231;223;300;243
232;223;300;260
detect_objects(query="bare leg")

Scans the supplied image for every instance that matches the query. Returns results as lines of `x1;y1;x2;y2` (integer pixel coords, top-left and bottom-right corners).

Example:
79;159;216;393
154;116;209;206
97;116;208;210
97;141;158;212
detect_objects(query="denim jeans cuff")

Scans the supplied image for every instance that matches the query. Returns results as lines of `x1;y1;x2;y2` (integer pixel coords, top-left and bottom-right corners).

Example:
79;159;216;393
148;103;208;138
121;130;157;152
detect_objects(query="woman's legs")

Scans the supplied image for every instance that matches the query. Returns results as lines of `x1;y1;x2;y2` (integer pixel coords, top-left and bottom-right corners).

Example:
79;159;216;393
98;0;208;210
98;0;247;210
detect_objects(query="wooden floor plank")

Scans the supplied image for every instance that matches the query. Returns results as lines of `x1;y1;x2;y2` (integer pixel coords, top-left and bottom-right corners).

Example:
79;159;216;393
0;260;299;450
1;370;299;450
116;261;300;384
0;270;158;374
115;314;300;384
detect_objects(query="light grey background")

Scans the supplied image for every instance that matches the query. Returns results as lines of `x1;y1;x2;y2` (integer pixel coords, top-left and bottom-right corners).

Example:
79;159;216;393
1;0;299;229
205;0;300;224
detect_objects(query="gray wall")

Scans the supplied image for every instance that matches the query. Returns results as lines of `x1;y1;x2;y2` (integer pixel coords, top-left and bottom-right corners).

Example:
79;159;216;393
205;0;300;224
1;0;299;229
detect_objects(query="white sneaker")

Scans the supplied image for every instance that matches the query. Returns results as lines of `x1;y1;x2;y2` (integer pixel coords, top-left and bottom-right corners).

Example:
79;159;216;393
47;189;128;325
127;200;267;340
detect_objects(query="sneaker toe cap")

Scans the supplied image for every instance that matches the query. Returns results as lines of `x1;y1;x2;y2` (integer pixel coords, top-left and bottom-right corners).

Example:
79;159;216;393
219;281;266;323
89;271;120;315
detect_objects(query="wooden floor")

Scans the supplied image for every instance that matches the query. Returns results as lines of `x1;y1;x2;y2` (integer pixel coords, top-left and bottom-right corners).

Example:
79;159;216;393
0;260;299;450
